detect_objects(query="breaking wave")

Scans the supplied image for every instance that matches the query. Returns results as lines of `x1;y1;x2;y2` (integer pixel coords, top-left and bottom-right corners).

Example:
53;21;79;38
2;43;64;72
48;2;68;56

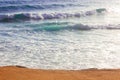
0;8;107;22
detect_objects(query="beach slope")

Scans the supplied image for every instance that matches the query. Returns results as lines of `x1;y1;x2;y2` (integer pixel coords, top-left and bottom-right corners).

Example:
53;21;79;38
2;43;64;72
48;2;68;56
0;66;120;80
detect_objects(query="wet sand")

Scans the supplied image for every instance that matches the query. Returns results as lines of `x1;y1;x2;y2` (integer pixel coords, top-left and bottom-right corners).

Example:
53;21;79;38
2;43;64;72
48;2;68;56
0;66;120;80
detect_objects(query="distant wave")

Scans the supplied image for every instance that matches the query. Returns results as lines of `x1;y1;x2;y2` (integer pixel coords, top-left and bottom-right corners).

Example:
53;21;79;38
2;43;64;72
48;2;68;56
0;4;87;12
0;8;107;22
0;5;45;12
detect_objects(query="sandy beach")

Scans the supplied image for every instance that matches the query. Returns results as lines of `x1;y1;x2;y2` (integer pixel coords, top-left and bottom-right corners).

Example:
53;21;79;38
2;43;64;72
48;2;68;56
0;66;120;80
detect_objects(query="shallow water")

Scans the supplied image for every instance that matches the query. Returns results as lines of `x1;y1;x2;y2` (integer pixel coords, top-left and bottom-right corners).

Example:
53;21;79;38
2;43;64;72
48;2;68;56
0;0;120;70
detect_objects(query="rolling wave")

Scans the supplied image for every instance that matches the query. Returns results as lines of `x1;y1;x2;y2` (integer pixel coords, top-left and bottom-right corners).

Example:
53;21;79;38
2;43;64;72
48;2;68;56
24;22;120;31
1;23;119;32
32;24;120;31
0;8;107;22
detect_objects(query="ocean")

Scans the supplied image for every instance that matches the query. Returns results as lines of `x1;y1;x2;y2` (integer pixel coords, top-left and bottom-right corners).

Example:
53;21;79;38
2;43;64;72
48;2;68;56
0;0;120;70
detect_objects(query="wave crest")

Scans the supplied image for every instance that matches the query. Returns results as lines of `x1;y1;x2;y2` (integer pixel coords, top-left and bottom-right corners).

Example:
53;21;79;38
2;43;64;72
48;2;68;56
0;8;107;22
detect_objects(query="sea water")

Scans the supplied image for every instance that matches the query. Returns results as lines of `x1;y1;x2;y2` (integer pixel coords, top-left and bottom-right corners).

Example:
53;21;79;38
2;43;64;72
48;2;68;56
0;0;120;70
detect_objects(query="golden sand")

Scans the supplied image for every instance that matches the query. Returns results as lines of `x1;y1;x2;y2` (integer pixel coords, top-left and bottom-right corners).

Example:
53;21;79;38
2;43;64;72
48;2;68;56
0;66;120;80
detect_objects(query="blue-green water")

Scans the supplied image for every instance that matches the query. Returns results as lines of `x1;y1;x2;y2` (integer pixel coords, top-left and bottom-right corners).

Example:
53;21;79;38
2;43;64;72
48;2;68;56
0;0;120;70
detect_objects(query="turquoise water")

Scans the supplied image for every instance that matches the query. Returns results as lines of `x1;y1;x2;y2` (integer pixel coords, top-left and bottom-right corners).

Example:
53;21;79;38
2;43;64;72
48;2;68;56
0;0;120;70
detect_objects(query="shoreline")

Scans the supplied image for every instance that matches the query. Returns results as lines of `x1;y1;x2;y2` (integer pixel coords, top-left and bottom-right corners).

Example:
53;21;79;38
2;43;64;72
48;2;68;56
0;66;120;80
